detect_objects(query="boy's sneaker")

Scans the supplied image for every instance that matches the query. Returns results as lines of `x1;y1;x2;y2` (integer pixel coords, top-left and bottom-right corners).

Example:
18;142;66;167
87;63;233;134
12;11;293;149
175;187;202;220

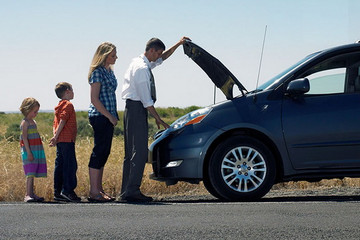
54;193;67;202
60;192;81;202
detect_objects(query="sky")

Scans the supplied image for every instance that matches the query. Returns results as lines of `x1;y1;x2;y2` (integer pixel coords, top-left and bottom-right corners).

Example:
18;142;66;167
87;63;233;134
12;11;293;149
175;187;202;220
1;0;360;112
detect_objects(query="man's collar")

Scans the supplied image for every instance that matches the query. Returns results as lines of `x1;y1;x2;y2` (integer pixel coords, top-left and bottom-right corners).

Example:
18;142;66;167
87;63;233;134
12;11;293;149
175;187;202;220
140;54;151;67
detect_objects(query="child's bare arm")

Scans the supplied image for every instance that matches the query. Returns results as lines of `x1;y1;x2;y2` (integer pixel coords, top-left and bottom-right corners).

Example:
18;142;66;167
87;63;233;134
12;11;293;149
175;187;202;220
49;119;66;147
21;121;34;161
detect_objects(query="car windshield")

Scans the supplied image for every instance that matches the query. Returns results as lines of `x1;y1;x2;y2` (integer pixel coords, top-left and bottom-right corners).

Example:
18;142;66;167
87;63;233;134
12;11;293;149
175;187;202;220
256;52;319;91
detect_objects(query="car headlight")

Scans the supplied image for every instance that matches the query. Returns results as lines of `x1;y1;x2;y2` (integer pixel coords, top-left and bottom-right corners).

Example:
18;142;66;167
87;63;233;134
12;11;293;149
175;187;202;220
170;107;212;130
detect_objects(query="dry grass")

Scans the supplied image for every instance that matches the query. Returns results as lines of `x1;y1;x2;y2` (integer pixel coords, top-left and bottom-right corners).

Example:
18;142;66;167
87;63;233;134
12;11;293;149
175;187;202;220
2;133;360;202
273;178;360;190
0;136;209;202
0;110;210;202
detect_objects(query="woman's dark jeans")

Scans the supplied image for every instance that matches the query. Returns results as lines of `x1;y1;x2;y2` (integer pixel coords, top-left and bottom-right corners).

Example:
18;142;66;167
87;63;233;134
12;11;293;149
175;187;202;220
88;115;114;169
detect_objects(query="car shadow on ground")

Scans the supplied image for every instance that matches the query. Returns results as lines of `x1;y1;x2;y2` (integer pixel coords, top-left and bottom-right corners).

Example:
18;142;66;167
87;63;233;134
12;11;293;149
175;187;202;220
259;195;360;202
154;195;360;203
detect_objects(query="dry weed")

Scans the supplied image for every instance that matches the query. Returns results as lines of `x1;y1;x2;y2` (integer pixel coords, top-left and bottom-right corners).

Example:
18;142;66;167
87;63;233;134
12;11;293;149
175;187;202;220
1;135;360;202
0;136;207;201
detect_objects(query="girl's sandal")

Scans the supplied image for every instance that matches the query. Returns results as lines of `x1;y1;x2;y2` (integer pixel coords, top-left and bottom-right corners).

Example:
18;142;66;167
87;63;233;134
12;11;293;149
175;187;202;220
24;196;36;203
33;194;45;202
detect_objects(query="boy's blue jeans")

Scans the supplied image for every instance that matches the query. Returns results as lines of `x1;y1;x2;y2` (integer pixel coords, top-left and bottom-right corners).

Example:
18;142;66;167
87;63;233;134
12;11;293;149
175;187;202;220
54;142;78;195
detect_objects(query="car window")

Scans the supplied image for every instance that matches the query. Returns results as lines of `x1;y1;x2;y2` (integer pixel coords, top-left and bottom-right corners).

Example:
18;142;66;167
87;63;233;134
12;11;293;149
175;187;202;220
299;51;360;95
306;68;346;94
257;52;318;91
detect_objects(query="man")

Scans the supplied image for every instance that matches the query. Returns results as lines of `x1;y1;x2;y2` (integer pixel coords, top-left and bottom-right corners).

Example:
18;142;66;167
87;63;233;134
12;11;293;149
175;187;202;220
121;37;190;202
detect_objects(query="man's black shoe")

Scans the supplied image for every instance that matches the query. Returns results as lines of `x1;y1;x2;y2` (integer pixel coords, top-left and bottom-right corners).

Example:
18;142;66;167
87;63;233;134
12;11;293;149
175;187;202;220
60;192;81;202
123;193;153;202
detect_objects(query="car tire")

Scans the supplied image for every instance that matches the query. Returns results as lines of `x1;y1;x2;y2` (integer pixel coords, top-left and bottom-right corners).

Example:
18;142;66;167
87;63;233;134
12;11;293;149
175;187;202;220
207;135;276;201
203;175;225;200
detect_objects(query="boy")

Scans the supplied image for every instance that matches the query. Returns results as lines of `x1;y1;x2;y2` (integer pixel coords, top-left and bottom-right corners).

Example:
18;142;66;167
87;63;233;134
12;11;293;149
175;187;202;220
50;82;80;202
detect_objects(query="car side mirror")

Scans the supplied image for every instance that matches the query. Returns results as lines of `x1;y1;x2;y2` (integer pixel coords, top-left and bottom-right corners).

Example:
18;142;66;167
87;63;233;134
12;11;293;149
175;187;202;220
286;78;310;95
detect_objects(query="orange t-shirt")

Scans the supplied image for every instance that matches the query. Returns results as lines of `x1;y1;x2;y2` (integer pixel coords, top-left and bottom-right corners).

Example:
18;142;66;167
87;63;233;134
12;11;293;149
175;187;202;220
53;100;77;142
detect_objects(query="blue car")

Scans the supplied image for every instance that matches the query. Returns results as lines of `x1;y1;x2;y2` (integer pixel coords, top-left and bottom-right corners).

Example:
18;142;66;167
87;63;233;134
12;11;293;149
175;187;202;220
149;41;360;201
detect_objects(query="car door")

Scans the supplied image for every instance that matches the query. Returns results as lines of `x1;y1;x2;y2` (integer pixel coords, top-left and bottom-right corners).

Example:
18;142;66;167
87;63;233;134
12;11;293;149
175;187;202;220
282;51;360;170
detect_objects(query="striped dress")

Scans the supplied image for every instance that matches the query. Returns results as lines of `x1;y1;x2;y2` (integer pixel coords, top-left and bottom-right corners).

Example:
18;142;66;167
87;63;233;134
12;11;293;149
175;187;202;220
20;121;47;177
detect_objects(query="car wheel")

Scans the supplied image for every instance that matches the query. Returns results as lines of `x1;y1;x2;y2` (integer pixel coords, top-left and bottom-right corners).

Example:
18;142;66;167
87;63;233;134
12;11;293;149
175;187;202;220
203;175;224;200
207;136;276;201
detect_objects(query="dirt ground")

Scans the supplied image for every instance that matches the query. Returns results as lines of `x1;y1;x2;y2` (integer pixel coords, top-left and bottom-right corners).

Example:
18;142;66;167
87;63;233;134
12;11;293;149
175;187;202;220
157;186;360;202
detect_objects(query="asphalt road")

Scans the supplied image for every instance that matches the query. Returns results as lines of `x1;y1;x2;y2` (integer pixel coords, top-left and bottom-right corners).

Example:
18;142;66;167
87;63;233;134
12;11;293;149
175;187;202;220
1;195;360;240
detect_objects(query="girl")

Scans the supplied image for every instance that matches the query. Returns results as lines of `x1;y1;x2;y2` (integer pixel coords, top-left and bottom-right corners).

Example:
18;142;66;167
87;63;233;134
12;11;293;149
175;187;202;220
19;97;47;202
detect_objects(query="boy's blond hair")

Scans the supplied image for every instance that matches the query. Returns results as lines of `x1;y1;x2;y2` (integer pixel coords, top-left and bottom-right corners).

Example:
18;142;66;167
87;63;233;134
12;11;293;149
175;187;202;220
55;82;72;99
19;97;40;117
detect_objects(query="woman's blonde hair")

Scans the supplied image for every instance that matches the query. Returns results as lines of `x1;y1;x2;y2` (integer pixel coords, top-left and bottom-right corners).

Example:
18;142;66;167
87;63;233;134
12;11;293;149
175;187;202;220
19;97;40;117
88;42;116;82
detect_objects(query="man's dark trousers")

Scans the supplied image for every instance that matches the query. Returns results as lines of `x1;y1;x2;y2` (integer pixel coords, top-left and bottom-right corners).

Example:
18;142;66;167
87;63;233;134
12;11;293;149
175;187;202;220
121;99;148;198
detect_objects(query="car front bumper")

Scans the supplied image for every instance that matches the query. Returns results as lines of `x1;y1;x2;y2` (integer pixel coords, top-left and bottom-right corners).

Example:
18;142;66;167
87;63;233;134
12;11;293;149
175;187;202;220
148;125;219;184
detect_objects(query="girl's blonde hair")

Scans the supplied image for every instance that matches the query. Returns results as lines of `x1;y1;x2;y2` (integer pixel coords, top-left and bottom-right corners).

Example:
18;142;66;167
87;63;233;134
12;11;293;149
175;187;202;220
88;42;116;82
19;97;40;117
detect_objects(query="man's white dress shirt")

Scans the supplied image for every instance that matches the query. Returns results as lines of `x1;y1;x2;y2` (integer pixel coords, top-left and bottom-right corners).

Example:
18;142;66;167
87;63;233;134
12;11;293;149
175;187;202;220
122;54;163;108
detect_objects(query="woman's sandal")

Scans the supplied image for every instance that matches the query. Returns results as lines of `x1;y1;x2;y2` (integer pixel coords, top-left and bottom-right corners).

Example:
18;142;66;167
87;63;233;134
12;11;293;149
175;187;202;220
101;191;115;201
88;193;112;203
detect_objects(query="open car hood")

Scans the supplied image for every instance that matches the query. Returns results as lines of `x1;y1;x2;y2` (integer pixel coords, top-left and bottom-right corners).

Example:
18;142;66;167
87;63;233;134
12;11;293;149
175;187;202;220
183;41;247;99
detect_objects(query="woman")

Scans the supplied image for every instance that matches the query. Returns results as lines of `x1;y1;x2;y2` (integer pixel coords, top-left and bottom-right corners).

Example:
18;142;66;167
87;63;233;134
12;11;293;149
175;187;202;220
87;42;118;202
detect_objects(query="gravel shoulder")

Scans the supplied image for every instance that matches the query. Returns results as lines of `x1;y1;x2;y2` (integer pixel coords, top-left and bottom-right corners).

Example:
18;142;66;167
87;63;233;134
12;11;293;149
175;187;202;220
157;186;360;202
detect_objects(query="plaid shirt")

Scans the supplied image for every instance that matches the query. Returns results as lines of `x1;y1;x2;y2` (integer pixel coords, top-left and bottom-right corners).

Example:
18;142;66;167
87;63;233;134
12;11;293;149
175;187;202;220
88;66;119;119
